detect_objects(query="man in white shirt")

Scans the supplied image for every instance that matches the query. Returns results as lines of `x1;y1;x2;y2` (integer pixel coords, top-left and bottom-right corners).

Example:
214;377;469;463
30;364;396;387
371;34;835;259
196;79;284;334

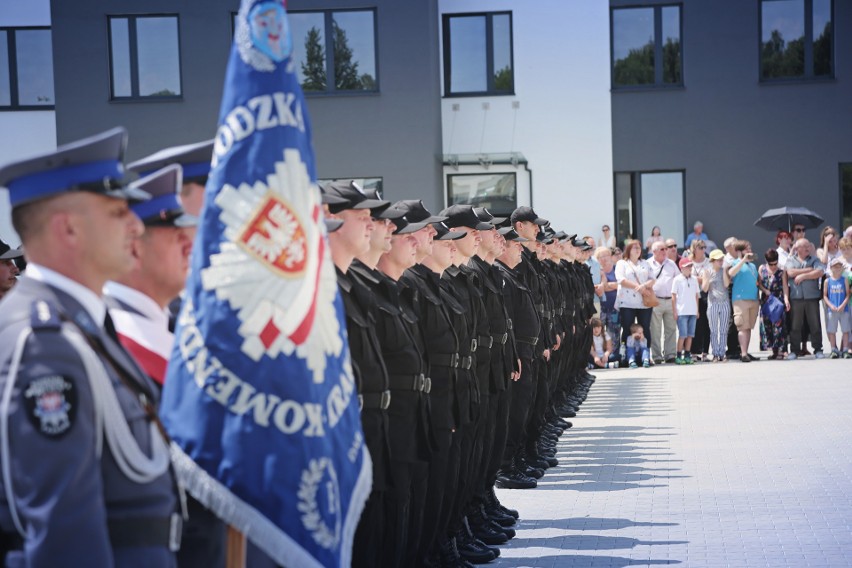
648;241;680;363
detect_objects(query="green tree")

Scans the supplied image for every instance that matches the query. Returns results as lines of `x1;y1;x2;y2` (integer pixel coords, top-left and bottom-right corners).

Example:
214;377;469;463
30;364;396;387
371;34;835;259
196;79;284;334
493;65;513;91
813;21;832;76
761;29;804;79
301;26;327;91
613;40;655;86
332;21;363;90
662;38;681;84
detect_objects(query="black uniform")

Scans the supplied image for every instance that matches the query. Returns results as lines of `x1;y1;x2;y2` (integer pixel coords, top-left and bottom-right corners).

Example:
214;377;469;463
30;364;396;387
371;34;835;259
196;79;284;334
349;261;432;568
337;268;392;568
401;265;460;562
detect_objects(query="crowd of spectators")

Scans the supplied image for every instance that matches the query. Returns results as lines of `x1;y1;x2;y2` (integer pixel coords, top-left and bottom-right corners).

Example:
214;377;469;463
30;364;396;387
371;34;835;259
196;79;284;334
586;222;852;367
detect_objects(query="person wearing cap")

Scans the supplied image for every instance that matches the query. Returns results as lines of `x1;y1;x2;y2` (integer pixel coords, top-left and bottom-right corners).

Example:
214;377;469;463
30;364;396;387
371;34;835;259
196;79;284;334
494;228;541;490
322;180;392;568
401;218;471;565
648;240;680;364
703;248;732;362
127;139;215;218
439;205;515;554
0;128;182;565
349;205;434;568
466;209;523;537
101;166;225;568
0;238;23;300
672;257;701;364
104;165;196;385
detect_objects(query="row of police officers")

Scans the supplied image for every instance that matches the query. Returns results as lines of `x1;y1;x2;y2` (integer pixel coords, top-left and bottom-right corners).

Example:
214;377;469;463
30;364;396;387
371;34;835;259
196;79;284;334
322;181;598;567
0;126;597;567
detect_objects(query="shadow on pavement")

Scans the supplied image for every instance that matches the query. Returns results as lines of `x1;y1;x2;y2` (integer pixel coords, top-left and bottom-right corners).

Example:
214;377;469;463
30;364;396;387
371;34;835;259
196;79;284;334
495;554;681;567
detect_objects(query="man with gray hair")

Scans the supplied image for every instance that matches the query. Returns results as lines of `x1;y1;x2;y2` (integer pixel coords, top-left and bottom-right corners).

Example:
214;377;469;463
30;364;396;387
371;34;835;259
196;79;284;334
648;240;680;363
685;221;709;248
786;239;825;359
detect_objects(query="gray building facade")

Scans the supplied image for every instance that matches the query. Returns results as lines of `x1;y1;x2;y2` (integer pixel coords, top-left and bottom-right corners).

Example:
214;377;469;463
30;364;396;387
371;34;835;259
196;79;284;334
49;0;444;209
610;0;852;249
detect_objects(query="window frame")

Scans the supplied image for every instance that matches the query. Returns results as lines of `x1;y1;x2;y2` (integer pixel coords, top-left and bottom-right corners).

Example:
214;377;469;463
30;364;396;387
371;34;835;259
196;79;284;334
840;163;852;232
0;26;55;111
612;169;687;247
758;0;835;83
446;171;519;215
442;11;515;98
609;4;684;91
288;8;380;97
107;14;184;102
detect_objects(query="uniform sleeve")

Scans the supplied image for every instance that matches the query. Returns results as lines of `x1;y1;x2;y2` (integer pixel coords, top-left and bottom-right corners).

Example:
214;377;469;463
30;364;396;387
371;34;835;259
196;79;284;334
6;330;113;567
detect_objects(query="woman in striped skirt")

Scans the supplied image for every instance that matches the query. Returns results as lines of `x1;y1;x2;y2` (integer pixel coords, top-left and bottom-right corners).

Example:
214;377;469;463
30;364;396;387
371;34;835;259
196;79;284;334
703;249;731;361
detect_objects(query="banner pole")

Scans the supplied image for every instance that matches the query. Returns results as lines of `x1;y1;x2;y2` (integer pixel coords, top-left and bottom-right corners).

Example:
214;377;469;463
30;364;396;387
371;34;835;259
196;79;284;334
226;525;246;568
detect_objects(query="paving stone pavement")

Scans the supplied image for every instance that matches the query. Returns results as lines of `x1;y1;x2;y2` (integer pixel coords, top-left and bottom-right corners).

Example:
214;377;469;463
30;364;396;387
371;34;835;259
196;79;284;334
494;357;852;567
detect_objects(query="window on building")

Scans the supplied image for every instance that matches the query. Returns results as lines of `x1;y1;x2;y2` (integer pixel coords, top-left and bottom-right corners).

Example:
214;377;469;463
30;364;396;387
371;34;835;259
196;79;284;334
611;5;682;89
760;0;833;80
289;9;378;94
447;172;517;216
0;27;55;109
842;164;852;232
108;15;182;99
614;171;685;247
442;12;514;97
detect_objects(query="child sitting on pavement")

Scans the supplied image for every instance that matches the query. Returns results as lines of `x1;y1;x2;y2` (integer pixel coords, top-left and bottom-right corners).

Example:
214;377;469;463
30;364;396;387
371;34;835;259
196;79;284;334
626;323;651;368
589;317;618;369
672;257;701;365
823;258;851;358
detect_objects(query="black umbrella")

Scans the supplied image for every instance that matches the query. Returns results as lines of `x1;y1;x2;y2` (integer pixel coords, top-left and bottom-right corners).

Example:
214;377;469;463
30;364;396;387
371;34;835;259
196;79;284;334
754;206;824;232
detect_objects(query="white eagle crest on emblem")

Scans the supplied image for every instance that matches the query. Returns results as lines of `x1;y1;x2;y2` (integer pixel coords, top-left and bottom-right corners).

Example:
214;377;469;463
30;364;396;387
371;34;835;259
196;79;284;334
201;149;342;382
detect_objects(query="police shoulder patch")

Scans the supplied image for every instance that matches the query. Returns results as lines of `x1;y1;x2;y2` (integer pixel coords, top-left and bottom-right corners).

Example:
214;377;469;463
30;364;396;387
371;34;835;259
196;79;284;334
23;375;77;438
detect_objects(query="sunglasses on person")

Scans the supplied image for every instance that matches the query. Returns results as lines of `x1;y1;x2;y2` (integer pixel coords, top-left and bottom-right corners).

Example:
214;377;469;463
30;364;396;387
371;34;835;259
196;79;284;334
666;244;677;249
793;227;805;233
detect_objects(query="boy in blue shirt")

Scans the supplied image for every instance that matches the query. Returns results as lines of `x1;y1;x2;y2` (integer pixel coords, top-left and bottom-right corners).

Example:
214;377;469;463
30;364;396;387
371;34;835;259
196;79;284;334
823;258;851;358
626;323;651;368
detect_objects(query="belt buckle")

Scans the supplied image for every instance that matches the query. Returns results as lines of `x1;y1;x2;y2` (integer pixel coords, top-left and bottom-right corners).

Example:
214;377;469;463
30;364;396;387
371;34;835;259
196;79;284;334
423;377;432;394
380;390;392;410
501;332;508;345
169;512;183;552
450;353;459;367
507;318;513;330
471;338;478;352
462;356;472;370
416;373;425;391
358;394;364;411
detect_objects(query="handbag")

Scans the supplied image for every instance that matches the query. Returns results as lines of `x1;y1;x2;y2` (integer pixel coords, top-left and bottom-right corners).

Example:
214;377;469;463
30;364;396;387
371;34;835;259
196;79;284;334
641;288;659;308
761;294;784;324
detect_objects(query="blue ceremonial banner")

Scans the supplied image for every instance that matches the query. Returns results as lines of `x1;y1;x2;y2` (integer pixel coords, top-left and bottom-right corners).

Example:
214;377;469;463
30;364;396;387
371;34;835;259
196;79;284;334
160;1;371;566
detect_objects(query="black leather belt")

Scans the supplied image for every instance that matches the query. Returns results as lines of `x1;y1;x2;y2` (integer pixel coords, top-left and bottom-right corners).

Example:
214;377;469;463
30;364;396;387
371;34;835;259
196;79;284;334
492;332;509;345
359;390;391;410
109;514;183;552
431;352;459;368
4;515;183;553
477;335;493;349
656;296;671;299
459;355;473;370
388;373;431;394
516;335;539;346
